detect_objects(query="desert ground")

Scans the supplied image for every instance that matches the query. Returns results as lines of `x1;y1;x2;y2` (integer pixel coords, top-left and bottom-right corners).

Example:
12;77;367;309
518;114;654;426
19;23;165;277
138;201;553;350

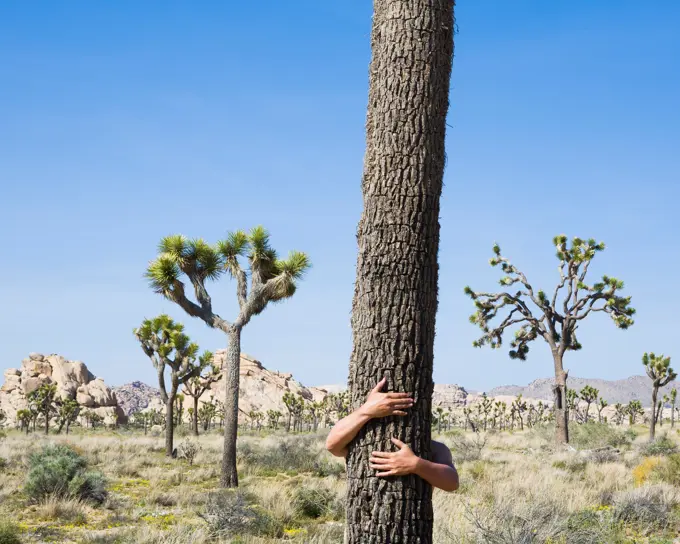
1;423;679;544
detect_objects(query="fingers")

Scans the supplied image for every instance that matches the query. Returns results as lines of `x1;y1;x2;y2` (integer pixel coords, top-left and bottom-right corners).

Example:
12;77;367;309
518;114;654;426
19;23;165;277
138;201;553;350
370;451;393;458
369;458;391;467
386;392;413;399
391;437;407;449
371;377;387;393
392;410;408;416
376;470;397;477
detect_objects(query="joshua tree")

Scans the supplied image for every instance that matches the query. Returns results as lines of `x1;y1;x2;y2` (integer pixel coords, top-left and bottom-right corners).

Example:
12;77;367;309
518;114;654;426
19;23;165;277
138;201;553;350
174;394;185;428
643;352;676;441
627;400;644;425
199;401;217;431
266;409;282;430
466;237;635;444
613;403;626;425
511;394;527;430
434;407;445;434
670;388;677;429
27;384;57;435
596;397;608;424
146;229;309;487
282;392;305;432
16;409;31;434
659;395;669;427
579;385;598;423
182;352;219;436
55;398;80;434
344;0;454;540
134;315;206;457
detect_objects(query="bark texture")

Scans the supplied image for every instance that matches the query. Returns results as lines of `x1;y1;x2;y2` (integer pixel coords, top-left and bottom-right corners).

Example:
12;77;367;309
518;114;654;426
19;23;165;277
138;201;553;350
346;1;454;542
553;355;569;444
220;327;241;487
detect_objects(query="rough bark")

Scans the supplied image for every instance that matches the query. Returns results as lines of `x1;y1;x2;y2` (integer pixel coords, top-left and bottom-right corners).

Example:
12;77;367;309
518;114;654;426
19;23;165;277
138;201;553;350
165;393;175;457
553;354;569;444
220;327;241;488
346;1;454;542
193;397;200;436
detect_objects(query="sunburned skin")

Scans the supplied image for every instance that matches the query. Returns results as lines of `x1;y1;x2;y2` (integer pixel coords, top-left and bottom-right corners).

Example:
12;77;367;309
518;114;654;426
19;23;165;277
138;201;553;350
325;378;459;492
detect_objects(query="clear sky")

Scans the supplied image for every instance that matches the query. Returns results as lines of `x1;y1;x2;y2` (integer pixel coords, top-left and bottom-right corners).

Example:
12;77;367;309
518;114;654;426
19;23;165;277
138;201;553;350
1;1;678;392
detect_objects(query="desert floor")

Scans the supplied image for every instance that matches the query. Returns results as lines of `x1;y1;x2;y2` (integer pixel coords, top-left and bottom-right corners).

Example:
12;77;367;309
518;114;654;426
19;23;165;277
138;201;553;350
1;423;679;543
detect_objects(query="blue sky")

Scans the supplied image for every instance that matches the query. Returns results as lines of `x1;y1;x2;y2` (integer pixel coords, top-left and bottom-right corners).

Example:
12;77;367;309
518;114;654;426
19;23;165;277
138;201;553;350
1;1;678;391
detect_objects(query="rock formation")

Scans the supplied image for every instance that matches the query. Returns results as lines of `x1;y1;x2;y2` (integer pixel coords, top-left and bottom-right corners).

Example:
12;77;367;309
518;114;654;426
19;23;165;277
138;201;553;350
187;352;324;422
0;353;126;426
112;381;162;415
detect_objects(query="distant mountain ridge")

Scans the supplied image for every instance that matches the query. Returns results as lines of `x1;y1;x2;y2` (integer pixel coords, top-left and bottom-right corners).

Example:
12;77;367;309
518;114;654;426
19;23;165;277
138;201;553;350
487;375;679;406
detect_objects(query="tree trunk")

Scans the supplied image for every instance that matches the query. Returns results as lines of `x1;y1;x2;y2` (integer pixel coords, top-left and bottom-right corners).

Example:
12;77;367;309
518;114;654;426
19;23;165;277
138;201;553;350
345;2;453;542
66;420;71;435
220;327;241;488
553;355;569;444
672;401;676;429
650;387;658;441
165;394;175;457
193;397;200;436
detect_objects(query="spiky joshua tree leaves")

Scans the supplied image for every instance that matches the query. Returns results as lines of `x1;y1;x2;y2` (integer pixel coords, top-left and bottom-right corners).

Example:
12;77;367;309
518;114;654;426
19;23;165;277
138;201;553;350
643;352;676;441
466;236;635;444
146;227;310;487
134;315;206;457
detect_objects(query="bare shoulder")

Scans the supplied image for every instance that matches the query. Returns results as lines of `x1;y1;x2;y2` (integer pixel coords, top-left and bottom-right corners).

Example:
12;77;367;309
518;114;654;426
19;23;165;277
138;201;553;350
431;440;454;467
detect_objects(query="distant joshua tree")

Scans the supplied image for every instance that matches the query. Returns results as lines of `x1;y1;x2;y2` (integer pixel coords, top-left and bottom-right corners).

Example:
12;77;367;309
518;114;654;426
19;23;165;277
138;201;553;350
55;398;80;435
146;228;309;487
134;315;206;457
596;397;608;424
671;388;678;429
182;352;219;437
643;352;676;441
627;400;644;426
579;385;599;423
466;236;635;444
27;384;57;435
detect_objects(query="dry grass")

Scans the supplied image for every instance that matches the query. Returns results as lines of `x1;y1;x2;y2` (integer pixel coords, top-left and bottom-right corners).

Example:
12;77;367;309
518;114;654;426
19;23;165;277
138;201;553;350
0;425;678;543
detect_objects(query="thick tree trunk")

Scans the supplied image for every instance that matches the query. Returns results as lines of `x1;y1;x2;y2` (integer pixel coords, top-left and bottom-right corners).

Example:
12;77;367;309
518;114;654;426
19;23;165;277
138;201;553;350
165;394;175;457
193;397;200;436
346;2;453;542
650;387;658;441
220;327;241;488
553;354;569;444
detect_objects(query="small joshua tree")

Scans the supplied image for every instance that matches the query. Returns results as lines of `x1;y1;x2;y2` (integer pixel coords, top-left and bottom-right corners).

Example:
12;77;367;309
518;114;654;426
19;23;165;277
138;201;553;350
627;400;644;425
671;388;677;429
613;403;626;426
579;385;599;423
134;315;207;457
643;353;676;441
266;409;282;430
27;384;57;435
182;352;219;436
146;228;309;487
466;236;634;444
56;398;80;435
17;409;31;434
596;397;608;424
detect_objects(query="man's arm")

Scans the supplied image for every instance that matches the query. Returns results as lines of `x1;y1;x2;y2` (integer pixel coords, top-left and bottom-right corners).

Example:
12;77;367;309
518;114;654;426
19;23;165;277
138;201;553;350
325;378;414;457
369;439;459;492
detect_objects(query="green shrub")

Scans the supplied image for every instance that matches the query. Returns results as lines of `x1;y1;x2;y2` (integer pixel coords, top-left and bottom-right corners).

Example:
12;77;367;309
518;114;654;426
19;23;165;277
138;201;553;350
653;453;680;486
0;521;22;544
640;434;678;457
200;490;283;538
612;486;676;530
24;444;107;504
569;423;633;450
293;484;343;520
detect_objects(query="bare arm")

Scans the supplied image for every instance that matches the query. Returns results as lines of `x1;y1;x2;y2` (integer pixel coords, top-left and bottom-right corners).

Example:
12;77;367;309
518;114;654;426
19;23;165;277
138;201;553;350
325;378;414;457
370;439;459;493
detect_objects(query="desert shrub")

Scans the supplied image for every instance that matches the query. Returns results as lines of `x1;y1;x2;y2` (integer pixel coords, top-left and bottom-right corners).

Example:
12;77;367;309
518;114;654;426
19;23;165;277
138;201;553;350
585;447;620;464
293;483;344;520
0;457;7;471
612;485;676;530
177;439;200;466
569;423;633;450
633;457;662;486
653;453;680;487
447;432;486;463
24;444;107;504
0;521;22;544
239;437;343;477
640;434;678;457
454;496;565;543
561;509;621;544
200;490;283;538
552;457;587;474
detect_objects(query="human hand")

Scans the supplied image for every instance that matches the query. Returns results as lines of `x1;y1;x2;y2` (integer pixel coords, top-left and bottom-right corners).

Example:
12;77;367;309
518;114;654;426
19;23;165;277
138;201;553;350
369;438;419;477
360;378;414;419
